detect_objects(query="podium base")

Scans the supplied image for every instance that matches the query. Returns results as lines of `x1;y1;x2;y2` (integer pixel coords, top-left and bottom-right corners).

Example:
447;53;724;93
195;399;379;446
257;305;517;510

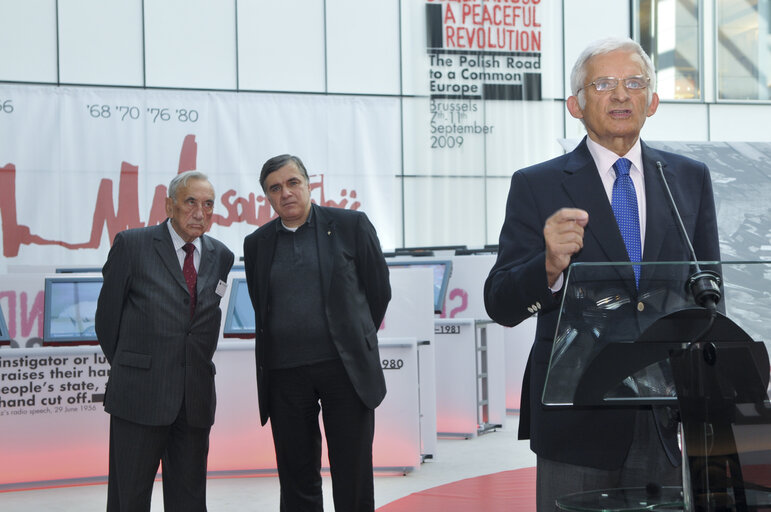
556;485;771;511
556;486;683;511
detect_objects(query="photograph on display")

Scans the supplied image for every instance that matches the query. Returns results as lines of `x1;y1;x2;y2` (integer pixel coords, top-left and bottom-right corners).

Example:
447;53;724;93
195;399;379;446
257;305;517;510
223;277;255;337
43;277;102;343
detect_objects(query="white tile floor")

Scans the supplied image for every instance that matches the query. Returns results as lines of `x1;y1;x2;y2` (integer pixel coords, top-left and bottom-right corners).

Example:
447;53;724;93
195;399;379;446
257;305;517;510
0;415;536;511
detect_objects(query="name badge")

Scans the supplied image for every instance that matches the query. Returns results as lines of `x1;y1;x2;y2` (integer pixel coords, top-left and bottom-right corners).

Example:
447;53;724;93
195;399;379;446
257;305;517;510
215;279;228;297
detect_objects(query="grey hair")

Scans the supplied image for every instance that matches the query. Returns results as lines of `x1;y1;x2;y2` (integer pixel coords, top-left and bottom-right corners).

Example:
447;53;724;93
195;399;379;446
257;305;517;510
571;37;656;109
259;154;309;191
168;170;211;200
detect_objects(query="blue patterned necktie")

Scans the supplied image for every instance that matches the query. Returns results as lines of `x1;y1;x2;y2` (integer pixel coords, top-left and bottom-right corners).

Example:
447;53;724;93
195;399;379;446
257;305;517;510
611;158;641;286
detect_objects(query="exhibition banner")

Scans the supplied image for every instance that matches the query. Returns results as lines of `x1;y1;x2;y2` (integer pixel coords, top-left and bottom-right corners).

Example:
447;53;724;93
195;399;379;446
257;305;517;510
0;85;401;267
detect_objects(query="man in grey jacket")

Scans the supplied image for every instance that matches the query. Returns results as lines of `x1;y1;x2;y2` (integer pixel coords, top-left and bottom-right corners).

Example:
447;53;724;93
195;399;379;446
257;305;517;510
96;170;234;511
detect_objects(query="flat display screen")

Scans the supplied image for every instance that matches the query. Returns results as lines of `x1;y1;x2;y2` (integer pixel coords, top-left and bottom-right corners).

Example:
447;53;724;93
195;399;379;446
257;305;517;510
223;277;255;337
0;305;9;343
43;277;102;343
55;267;102;273
387;260;453;314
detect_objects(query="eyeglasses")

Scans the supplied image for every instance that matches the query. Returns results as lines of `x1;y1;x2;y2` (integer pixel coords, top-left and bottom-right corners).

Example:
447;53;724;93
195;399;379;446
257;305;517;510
577;76;650;94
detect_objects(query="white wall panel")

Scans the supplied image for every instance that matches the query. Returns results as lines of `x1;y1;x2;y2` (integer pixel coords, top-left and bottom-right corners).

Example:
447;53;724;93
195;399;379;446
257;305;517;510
486;176;512;245
484;100;565;176
400;0;429;97
1;0;769;258
565;113;588;142
562;0;630;95
326;0;400;95
643;102;709;141
237;0;325;92
535;2;566;100
403;177;486;247
403;97;487;176
0;0;57;83
144;0;237;89
709;104;771;142
58;0;144;86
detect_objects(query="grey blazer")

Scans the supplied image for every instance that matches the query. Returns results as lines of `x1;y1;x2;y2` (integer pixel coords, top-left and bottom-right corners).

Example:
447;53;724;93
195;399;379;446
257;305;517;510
95;220;234;428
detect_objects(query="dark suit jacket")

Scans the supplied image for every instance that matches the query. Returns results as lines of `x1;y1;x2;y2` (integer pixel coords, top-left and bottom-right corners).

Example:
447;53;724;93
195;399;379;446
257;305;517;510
484;137;720;469
243;204;391;426
95;220;234;428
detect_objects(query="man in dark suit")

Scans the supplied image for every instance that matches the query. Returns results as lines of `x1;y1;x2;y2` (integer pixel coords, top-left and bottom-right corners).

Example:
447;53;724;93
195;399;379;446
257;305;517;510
484;37;720;511
243;154;391;512
95;170;234;511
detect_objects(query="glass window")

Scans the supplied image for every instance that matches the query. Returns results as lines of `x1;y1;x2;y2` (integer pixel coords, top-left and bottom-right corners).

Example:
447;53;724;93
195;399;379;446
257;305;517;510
717;0;771;100
638;0;701;100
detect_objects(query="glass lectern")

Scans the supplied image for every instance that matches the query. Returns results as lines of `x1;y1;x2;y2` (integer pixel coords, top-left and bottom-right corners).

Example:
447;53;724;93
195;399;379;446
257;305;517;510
544;261;771;512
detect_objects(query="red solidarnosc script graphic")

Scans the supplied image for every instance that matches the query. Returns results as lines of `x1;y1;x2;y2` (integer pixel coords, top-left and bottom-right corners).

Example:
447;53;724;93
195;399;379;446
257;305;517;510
0;134;361;257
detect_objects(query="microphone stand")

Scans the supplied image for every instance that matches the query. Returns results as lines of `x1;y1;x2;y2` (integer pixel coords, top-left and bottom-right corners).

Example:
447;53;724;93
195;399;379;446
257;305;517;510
656;161;721;347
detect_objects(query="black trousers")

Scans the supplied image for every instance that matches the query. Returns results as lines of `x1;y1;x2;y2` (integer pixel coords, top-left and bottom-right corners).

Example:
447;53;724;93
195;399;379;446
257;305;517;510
106;403;211;512
268;359;376;512
536;410;681;511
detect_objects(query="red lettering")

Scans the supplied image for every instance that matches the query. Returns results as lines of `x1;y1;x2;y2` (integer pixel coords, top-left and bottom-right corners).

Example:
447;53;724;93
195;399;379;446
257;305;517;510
177;134;197;173
456;27;470;48
448;288;469;318
445;26;456;47
1;135;362;257
212;190;273;227
482;6;493;25
461;4;472;23
440;288;468;318
88;162;145;247
529;5;541;27
0;291;16;338
147;185;170;227
513;6;522;25
322;189;361;210
20;291;43;339
443;3;456;23
0;164;43;258
254;193;276;223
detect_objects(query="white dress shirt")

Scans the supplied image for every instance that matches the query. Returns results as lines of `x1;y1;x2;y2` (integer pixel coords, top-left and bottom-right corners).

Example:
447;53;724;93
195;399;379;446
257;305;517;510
550;138;647;293
585;136;647;250
167;219;201;272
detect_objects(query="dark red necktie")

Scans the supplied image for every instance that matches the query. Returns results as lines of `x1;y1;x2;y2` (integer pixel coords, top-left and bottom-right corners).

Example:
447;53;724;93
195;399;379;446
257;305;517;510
182;243;197;317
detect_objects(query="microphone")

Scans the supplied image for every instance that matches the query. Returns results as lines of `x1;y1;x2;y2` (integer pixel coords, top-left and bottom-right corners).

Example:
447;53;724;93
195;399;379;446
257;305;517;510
655;161;721;310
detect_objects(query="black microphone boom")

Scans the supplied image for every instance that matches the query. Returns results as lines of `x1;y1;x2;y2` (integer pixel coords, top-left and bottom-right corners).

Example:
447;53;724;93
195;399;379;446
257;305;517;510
655;161;721;309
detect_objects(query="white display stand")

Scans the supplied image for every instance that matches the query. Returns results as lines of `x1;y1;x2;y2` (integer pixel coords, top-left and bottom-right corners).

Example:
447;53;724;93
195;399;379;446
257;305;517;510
0;266;428;489
213;266;426;474
378;267;437;460
433;318;506;438
481;320;506;428
441;253;528;415
504;317;536;412
0;273;49;348
0;345;110;489
438;253;496;319
372;337;422;472
210;337;422;476
208;340;275;474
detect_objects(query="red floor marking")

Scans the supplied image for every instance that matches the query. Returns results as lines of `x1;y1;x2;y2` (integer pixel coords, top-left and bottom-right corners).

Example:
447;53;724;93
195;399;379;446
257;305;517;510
377;467;537;512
